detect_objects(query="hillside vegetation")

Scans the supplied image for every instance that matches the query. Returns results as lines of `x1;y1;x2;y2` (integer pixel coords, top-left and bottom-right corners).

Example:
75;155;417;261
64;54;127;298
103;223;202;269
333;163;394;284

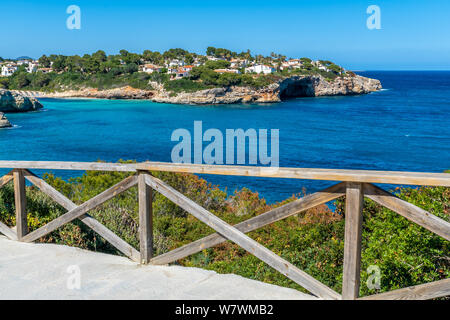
0;164;448;297
0;48;348;94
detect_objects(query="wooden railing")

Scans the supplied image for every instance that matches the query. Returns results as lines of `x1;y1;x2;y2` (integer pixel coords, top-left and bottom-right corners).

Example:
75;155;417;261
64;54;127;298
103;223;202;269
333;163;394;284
0;161;449;300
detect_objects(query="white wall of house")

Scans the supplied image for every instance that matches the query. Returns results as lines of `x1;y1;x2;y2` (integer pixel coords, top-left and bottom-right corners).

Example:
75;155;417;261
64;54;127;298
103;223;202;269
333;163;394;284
245;64;275;74
1;65;18;77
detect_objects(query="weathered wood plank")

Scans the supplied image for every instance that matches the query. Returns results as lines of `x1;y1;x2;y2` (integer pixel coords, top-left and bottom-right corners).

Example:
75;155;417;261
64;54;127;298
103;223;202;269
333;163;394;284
138;172;153;264
137;162;450;187
14;170;28;240
342;182;364;300
144;174;341;300
0;160;449;186
0;221;17;240
22;170;140;262
151;182;345;265
0;161;137;172
364;183;450;241
0;172;14;188
360;278;450;300
21;175;138;243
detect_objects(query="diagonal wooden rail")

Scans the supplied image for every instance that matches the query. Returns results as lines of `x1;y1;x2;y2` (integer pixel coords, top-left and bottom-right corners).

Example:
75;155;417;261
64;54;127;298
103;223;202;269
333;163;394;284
0;161;449;300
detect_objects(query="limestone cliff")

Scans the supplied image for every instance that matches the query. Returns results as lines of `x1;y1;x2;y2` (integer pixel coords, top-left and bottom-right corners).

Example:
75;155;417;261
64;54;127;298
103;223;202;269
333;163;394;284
43;86;153;99
0;89;43;112
38;73;381;104
152;74;382;104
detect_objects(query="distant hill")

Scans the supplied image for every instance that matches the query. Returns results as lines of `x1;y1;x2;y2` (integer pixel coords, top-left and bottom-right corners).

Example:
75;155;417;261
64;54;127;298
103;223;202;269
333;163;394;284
15;56;34;61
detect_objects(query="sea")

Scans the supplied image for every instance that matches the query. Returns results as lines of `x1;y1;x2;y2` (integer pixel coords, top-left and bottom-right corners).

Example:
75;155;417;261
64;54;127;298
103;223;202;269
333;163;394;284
1;71;449;203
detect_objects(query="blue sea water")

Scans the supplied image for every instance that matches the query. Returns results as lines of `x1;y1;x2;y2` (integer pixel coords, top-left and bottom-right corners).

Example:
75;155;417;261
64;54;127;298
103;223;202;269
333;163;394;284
1;71;449;203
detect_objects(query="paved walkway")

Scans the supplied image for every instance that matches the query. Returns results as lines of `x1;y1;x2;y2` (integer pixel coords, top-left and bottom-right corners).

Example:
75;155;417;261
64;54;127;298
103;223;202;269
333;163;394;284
0;236;315;300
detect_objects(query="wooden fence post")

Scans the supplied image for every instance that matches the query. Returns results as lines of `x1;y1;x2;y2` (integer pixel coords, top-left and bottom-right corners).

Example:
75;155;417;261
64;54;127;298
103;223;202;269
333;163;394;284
14;169;28;240
342;182;364;300
138;172;153;264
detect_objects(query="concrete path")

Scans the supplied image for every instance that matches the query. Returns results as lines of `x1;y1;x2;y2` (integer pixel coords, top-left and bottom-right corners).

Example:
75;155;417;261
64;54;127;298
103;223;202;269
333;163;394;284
0;236;315;300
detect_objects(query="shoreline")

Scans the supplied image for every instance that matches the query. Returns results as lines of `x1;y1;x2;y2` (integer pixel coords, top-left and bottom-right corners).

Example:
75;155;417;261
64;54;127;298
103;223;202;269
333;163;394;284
27;74;382;105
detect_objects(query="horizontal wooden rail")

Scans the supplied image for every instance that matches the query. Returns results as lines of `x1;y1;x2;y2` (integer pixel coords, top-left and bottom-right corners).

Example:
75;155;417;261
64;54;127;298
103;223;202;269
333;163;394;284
0;161;137;172
0;161;449;186
137;162;450;187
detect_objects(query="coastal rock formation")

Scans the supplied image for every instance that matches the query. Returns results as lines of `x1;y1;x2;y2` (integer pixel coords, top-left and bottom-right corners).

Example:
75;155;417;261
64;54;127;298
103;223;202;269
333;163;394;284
0;112;12;128
36;74;381;105
152;85;280;104
0;89;43;112
43;86;153;100
152;74;382;104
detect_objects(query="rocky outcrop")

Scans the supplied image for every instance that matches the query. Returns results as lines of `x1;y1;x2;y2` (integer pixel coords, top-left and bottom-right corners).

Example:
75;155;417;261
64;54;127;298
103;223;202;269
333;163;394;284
0;112;12;128
151;84;281;104
280;74;382;98
43;86;153;100
34;74;381;105
0;89;43;112
152;74;382;105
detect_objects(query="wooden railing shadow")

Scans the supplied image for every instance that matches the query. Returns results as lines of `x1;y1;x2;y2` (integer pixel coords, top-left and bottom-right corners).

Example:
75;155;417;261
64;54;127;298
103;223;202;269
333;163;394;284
0;161;449;300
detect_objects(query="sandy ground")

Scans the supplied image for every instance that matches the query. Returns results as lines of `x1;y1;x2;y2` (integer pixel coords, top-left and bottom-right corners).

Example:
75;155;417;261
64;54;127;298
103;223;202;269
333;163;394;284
0;236;315;300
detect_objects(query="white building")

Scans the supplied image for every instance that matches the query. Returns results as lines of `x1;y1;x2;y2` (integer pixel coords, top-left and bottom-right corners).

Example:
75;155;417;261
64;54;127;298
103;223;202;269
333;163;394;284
245;64;275;74
1;65;18;77
141;64;162;73
168;59;185;67
175;68;190;78
230;58;248;68
313;61;330;72
26;62;38;73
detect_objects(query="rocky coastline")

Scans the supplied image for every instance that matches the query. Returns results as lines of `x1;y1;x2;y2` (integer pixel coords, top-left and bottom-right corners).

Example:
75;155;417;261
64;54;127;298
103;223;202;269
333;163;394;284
0;112;12;128
16;73;382;105
0;89;43;112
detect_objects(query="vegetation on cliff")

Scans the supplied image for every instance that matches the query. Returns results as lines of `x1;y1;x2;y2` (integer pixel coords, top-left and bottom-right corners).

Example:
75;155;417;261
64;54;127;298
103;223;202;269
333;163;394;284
0;163;448;297
0;47;350;94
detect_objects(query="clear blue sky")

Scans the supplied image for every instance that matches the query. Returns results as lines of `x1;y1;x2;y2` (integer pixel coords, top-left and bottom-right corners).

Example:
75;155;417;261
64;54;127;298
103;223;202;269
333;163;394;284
1;0;449;70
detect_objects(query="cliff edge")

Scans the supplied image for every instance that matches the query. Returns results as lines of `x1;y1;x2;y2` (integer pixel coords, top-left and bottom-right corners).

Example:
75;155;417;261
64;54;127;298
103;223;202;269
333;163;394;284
152;74;382;104
0;89;43;112
37;74;381;105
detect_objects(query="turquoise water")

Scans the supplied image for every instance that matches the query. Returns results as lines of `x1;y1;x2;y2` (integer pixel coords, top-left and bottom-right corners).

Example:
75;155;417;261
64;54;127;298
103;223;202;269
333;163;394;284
1;71;450;203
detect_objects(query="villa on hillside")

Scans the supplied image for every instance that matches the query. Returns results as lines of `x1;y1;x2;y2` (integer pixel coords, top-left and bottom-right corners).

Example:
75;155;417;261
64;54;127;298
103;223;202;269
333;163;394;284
167;59;185;67
181;65;194;72
230;58;248;68
1;65;18;77
26;62;38;73
245;64;275;74
174;68;190;79
141;64;162;73
313;61;330;72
